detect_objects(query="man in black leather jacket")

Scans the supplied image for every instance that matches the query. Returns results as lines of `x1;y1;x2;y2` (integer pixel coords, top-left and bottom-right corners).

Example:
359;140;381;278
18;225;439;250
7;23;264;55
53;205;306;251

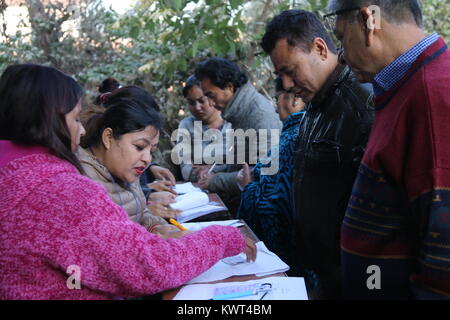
261;10;374;299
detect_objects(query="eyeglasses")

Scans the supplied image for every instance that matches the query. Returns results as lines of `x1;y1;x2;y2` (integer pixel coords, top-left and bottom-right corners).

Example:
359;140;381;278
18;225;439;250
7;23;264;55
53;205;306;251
323;7;360;64
323;7;360;36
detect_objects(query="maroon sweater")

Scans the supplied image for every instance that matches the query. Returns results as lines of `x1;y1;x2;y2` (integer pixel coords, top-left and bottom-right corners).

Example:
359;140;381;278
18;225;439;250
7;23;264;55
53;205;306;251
341;38;450;299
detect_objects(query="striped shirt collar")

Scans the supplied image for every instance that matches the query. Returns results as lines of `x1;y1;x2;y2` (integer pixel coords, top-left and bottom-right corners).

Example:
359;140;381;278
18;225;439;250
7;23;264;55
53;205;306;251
372;33;439;96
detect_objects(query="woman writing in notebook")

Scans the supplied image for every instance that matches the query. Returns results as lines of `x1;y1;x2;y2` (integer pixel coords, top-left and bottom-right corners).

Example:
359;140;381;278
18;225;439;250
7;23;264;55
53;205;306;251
0;64;256;299
86;84;180;219
92;80;178;201
78;91;181;230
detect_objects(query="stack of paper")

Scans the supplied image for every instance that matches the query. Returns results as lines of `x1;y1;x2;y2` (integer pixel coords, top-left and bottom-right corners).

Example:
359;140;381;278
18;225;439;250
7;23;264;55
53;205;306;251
174;277;308;300
187;241;289;284
170;191;209;211
182;220;244;232
170;191;226;223
173;182;202;194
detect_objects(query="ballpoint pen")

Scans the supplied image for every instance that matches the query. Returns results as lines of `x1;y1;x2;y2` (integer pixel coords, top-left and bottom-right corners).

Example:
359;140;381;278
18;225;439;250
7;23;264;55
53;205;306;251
207;162;216;175
207;144;234;175
211;290;257;300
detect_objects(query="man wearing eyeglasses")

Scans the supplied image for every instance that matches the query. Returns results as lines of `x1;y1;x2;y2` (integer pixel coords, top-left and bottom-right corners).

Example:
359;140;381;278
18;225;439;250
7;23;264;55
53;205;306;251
261;10;374;299
326;0;450;299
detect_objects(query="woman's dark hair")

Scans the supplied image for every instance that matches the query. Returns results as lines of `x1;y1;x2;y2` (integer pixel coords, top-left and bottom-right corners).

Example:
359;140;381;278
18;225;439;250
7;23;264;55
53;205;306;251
0;64;84;173
103;85;161;112
195;57;248;90
94;77;121;105
261;10;338;55
182;75;201;98
99;77;121;93
81;96;163;149
275;77;285;93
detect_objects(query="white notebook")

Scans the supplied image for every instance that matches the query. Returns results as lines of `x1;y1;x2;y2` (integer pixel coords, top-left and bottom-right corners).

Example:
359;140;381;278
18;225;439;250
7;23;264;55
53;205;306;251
170;191;209;211
173;182;202;194
170;191;226;222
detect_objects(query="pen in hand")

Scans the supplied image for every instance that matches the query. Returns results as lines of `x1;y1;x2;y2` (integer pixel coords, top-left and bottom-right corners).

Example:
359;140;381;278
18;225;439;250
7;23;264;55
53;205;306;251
207;162;216;175
207;144;234;175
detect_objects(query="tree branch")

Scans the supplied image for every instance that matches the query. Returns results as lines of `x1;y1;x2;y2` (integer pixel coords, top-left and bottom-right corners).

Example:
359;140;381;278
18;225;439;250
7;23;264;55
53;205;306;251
245;0;273;67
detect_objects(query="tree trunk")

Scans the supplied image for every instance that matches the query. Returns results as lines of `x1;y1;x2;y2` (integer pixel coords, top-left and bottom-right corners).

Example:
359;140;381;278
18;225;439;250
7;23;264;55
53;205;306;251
244;0;273;67
1;0;8;37
26;0;60;67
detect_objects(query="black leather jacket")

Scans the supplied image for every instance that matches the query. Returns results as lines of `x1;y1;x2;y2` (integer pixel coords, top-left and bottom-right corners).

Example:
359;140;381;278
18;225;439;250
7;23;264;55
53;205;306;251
292;65;374;299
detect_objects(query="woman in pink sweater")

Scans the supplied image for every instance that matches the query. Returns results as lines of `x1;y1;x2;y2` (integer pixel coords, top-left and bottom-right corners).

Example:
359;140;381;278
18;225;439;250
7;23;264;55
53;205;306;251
0;64;256;300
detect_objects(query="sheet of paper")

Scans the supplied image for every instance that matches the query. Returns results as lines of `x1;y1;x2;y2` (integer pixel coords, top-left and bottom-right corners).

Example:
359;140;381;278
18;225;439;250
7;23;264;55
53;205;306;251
187;241;289;284
174;182;201;194
174;277;308;300
170;191;209;211
182;220;244;232
176;204;226;223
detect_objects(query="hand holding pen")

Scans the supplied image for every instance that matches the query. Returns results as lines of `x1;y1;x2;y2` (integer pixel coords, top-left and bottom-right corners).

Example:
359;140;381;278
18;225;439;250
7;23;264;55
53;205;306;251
207;162;216;175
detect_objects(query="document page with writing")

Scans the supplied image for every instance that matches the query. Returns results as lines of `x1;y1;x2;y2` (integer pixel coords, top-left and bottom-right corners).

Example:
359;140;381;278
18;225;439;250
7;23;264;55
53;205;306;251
187;241;289;284
174;277;308;300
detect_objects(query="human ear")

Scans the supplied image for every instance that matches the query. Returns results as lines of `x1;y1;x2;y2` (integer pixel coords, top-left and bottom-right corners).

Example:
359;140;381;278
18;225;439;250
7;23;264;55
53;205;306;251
226;82;235;94
360;7;377;47
312;37;329;61
101;128;114;150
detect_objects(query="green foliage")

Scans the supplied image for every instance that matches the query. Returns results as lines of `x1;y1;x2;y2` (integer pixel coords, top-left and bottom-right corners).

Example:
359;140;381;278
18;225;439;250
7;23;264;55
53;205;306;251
422;0;450;41
1;0;449;170
0;0;141;98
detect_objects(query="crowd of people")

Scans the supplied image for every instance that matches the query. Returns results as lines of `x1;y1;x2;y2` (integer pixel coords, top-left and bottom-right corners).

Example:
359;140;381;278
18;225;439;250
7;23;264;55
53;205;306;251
0;0;449;300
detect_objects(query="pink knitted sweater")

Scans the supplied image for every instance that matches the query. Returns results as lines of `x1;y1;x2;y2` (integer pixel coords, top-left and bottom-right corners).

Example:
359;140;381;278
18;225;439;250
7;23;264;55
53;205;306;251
0;141;246;300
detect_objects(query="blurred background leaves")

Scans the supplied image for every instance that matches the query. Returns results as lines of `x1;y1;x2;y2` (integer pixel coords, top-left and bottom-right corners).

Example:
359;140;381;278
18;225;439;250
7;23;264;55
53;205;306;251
1;0;449;170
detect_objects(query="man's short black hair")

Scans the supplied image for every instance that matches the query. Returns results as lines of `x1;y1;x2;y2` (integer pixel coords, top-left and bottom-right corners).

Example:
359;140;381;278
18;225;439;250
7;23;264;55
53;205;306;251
195;57;248;90
261;10;338;55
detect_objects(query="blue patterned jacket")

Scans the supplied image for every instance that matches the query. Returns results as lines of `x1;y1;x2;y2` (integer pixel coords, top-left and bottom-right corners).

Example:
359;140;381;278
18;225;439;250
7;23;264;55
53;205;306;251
238;111;304;274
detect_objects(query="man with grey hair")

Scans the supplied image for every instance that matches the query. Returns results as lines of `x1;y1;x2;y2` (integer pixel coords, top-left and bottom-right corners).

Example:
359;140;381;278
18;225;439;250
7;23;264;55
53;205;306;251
326;0;450;299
